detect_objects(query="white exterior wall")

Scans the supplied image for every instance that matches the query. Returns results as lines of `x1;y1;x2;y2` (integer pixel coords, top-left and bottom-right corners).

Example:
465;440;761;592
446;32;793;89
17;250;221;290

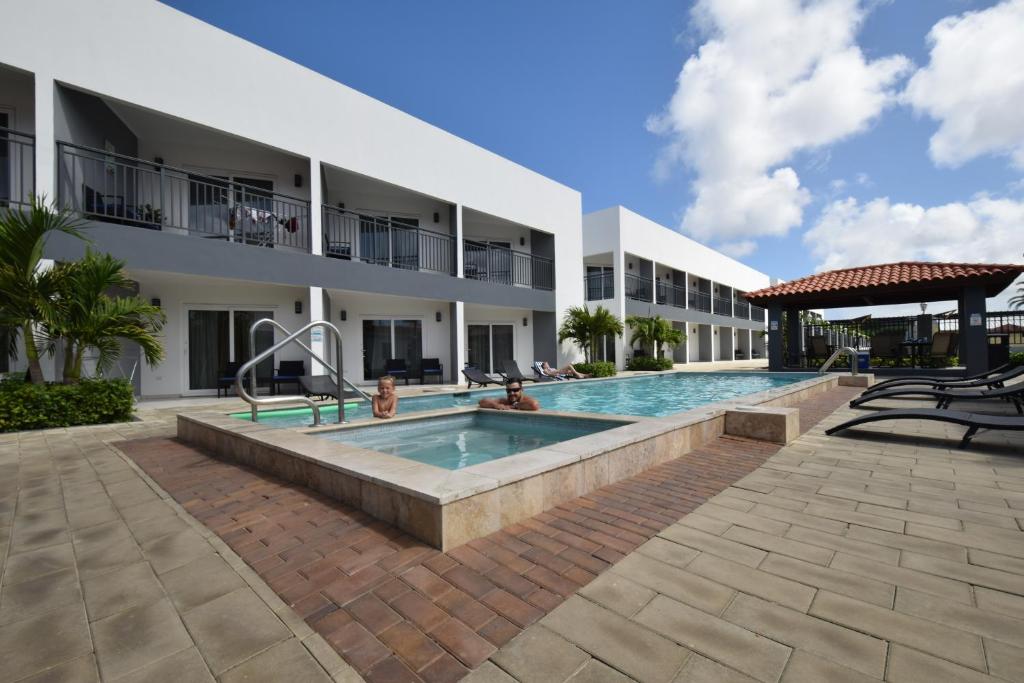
464;305;534;368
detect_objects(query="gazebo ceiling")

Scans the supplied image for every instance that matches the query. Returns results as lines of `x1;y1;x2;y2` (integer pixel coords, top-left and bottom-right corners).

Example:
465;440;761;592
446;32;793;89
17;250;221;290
745;262;1024;309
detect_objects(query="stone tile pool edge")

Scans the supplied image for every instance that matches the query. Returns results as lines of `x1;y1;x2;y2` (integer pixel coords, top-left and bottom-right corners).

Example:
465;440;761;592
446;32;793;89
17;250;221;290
177;372;837;550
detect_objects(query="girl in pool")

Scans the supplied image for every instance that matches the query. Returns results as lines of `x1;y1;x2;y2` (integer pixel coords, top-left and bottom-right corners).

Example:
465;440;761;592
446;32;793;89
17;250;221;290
372;375;399;419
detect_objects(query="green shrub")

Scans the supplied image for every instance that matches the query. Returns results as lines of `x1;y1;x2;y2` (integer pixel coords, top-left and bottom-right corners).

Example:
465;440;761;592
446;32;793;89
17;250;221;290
572;361;616;377
1010;352;1024;367
0;379;134;432
626;356;674;371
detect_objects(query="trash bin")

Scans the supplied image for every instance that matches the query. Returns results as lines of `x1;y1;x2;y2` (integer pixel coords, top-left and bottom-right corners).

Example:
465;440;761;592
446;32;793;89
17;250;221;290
857;351;870;371
988;333;1010;368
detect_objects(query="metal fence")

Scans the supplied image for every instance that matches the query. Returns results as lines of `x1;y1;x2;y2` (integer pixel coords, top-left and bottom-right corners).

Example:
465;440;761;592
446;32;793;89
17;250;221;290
688;290;711;313
625;273;653;302
713;295;732;316
57;142;311;250
750;305;766;322
464;240;553;290
584;271;614;301
321;206;454;274
734;299;750;320
656;281;687;308
0;127;34;209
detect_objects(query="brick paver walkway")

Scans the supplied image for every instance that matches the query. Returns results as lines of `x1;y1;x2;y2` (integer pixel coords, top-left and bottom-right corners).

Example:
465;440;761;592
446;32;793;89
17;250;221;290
119;386;859;682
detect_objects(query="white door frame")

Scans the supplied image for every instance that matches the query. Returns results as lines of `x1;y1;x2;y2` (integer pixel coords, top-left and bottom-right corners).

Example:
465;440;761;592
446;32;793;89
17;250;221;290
180;303;277;396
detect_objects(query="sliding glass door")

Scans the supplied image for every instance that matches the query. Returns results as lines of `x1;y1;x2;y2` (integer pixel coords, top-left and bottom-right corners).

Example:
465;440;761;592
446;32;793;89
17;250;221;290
187;308;273;392
362;319;422;380
466;323;514;374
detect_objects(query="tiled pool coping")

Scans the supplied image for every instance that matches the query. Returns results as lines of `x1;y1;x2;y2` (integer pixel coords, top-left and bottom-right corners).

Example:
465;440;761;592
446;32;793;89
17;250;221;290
178;372;838;550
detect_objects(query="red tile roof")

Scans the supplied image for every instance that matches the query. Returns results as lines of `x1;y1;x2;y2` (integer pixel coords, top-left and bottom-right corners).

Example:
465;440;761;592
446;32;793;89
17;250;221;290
745;262;1024;304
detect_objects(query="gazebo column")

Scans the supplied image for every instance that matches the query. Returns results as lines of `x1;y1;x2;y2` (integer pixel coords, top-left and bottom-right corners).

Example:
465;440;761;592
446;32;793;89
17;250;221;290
768;303;783;371
785;306;802;367
960;285;988;375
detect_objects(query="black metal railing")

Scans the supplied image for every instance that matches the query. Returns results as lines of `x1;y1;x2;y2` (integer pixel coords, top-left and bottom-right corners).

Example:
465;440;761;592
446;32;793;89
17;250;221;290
463;240;553;290
656;281;687;308
688;290;711;313
584;271;614;301
624;273;653;301
713;295;733;316
57;142;311;250
733;299;750;320
321;206;454;274
750;304;766;322
0;127;34;209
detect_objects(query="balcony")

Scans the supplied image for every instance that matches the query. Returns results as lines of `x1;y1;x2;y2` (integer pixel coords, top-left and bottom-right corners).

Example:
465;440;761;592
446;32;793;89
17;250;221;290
584;271;614;301
656;281;687;308
734;299;750;320
464;240;553;290
688;290;711;313
750;304;767;322
624;273;653;302
1;128;34;209
713;296;732;316
322;206;454;274
57;142;310;250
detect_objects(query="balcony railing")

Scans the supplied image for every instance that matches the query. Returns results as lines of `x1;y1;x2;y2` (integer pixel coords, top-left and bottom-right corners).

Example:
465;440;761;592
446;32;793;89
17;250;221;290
57;142;311;250
688;290;711;313
734;300;750;320
322;206;454;274
750;305;766;322
584;271;614;301
1;128;34;209
624;273;652;302
656;281;687;308
464;240;553;290
713;296;732;316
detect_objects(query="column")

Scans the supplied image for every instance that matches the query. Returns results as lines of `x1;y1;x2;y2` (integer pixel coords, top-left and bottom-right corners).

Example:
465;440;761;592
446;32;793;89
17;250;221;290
785;306;802;367
309;158;322;256
768;303;784;371
308;287;326;375
960;285;988;375
34;74;55;202
450;301;465;384
613;246;627;370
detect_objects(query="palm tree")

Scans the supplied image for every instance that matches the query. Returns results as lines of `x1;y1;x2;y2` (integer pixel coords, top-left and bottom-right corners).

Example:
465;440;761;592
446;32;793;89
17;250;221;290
1010;281;1024;309
0;197;86;383
47;250;166;383
625;314;685;359
558;305;623;362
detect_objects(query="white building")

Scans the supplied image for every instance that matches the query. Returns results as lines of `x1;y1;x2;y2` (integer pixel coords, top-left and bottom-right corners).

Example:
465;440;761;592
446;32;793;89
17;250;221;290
583;207;770;369
0;0;583;396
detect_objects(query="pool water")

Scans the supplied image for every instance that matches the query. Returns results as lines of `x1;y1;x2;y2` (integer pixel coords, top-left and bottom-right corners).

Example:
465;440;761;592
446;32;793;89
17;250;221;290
320;413;619;470
232;371;812;427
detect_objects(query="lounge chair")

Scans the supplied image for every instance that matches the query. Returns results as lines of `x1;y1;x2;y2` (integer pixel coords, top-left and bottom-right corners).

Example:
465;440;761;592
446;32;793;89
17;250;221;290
805;335;829;368
870;332;904;367
532;361;567;381
849;381;1024;413
863;363;1024;395
826;409;1024;449
385;358;409;385
300;375;340;400
420;358;443;384
272;360;305;395
927;331;957;368
499;360;539;383
867;362;1013;392
461;366;501;389
217;361;248;398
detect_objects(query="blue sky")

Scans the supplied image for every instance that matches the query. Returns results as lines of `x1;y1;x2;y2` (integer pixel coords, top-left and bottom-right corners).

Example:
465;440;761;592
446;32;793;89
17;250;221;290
163;0;1023;311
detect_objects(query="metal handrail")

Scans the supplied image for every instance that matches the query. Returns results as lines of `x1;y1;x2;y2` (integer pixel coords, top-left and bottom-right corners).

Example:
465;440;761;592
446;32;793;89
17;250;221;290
819;346;859;375
1;127;35;209
236;320;346;425
248;318;371;407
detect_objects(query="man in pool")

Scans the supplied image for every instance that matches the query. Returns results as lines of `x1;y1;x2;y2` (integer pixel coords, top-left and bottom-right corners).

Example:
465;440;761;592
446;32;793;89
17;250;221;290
478;379;540;411
372;375;399;418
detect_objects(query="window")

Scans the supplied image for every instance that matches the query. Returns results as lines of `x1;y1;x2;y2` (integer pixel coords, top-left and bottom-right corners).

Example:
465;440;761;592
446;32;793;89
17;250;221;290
362;318;423;380
467;324;514;374
187;308;274;391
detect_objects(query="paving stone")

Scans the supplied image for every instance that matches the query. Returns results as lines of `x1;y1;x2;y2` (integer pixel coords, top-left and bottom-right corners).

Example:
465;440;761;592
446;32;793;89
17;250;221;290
808;590;986;670
0;605;92;682
141;528;214;575
377;621;445;673
844;524;968;562
127;513;190;545
428;618;496;668
722;593;886;678
634;537;700;569
2;543;76;586
721;526;833;565
71;519;132;546
74;535;144;578
689;553;816;612
634;594;791;683
568;658;635;683
578;572;657;618
17;653;99;683
830;552;973;604
0;567;82;626
900;550;1024;595
778;650;876;683
885;644;993;683
609;552;735;616
92;598;193;680
782;525;899;565
677;513;733;536
158;553;246;614
984;638;1024;683
542;595;690;683
492;625;590;683
974;586;1024;621
749;504;848;535
673;653;757;683
182;588;291;674
894;587;1024;649
657;525;766;568
461;661;518;682
219;637;332;683
82;561;165;621
759;553;894;608
905;521;1024;559
109;647;214;683
969;548;1024;575
692;502;790;536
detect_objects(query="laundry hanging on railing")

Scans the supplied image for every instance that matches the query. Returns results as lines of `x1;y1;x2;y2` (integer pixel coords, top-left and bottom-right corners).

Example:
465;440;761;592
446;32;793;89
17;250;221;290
227;206;300;234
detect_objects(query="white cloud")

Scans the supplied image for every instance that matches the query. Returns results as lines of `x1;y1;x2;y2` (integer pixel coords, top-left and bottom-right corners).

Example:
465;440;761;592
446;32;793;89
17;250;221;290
903;0;1024;168
718;240;757;258
648;0;910;244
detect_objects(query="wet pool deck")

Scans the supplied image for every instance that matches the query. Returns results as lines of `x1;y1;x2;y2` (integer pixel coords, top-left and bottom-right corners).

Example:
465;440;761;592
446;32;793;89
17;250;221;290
2;381;1023;682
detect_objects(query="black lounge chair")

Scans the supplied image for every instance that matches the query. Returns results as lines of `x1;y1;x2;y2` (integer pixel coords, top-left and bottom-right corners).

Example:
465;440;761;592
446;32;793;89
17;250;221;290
300;375;339;400
850;381;1024;413
272;360;305;395
461;366;501;389
826;409;1024;449
217;361;249;398
420;358;443;384
531;362;568;381
385;358;410;385
865;362;1017;393
498;360;538;383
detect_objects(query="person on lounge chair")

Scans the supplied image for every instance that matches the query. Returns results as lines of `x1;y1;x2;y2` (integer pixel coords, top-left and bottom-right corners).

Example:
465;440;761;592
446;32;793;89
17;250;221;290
372;375;399;419
537;361;590;379
479;379;540;411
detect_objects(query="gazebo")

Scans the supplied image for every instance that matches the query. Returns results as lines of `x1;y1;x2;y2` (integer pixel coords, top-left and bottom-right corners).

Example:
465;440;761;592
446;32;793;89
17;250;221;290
744;262;1024;375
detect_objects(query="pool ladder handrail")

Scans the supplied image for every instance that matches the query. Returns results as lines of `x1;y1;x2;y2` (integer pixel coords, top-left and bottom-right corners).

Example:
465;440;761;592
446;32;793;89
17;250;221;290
235;320;350;425
818;346;859;375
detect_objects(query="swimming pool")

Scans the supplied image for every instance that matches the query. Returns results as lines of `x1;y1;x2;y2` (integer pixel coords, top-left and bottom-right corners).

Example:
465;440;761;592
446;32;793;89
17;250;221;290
232;371;812;427
321;412;620;470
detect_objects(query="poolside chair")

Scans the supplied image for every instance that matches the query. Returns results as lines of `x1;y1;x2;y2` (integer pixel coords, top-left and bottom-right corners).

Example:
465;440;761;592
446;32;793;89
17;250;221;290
461;366;501;389
217;362;248;398
927;331;957;368
499;360;539;383
385;358;409;385
805;335;829;368
849;381;1024;413
862;363;1024;395
272;360;305;395
300;375;339;400
826;409;1024;449
420;358;443;384
531;361;567;381
870;332;904;367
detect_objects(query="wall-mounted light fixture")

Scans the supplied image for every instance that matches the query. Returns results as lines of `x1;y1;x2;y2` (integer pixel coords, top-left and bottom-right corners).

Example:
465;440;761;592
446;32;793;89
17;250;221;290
523;317;529;327
154;157;164;166
433;212;440;223
628;262;633;270
519;236;525;246
435;311;442;322
294;301;303;315
151;298;161;308
294;174;303;188
340;310;347;321
337;202;345;209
